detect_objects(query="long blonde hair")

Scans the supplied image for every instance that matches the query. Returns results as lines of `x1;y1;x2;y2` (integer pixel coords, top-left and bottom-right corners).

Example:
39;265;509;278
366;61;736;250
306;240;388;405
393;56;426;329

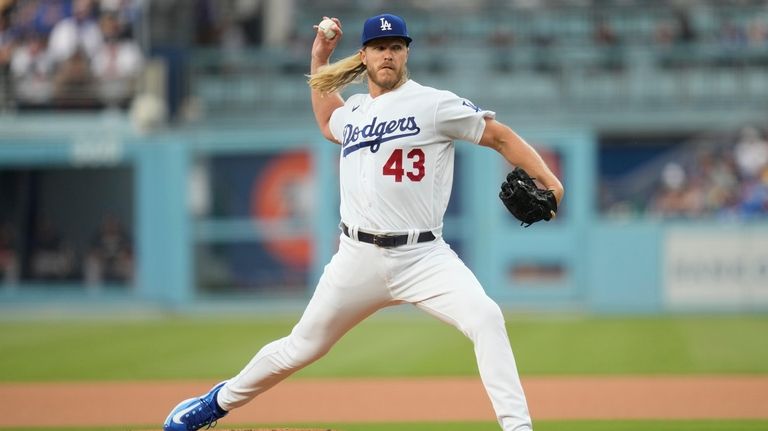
308;49;410;94
308;52;367;94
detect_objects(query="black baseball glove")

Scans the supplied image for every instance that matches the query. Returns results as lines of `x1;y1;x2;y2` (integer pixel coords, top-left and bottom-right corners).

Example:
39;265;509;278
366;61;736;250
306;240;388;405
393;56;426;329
499;167;558;227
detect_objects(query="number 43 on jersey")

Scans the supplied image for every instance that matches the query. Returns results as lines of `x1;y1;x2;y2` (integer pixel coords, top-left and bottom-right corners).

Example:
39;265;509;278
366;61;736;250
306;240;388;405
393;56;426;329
382;148;425;182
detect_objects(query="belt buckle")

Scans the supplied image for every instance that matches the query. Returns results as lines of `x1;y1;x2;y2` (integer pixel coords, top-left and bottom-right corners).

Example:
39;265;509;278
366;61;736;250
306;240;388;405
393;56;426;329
372;234;394;248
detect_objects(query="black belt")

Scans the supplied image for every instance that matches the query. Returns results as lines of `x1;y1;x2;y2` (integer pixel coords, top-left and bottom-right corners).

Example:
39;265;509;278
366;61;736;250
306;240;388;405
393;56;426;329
342;223;436;248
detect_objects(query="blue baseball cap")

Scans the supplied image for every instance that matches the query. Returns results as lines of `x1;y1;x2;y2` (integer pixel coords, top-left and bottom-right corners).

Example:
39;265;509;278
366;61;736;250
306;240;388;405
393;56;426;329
361;13;412;46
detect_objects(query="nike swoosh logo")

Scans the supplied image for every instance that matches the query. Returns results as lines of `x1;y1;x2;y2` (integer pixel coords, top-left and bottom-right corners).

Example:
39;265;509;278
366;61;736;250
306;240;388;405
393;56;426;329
352;105;360;112
172;400;197;424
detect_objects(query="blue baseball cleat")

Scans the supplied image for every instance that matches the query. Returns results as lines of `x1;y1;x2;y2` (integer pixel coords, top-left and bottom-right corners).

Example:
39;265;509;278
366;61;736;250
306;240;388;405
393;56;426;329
163;381;229;431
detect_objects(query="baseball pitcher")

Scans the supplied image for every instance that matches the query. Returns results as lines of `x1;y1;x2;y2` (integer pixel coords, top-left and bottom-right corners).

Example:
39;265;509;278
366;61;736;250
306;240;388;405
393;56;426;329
163;13;564;431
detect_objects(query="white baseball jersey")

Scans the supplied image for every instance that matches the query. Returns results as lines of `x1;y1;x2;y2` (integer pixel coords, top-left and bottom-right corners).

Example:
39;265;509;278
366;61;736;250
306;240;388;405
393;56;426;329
217;80;532;431
329;80;496;234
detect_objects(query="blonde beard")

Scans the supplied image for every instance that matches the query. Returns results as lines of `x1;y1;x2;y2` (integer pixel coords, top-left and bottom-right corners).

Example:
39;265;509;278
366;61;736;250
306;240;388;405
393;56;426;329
367;66;409;91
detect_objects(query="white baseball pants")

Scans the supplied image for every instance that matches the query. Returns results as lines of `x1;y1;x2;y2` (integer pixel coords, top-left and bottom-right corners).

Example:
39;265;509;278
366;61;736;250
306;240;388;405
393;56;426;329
217;233;532;431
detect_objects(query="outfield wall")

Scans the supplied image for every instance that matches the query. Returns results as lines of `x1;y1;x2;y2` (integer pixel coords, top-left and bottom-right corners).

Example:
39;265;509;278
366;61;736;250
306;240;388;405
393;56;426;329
0;116;766;313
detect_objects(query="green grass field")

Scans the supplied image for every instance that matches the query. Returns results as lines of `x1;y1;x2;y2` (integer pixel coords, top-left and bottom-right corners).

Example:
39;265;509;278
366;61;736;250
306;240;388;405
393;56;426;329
1;313;767;381
1;313;767;430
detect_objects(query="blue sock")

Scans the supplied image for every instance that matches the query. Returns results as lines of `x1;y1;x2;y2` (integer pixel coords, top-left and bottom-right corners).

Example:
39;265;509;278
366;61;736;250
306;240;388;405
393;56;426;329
213;390;228;414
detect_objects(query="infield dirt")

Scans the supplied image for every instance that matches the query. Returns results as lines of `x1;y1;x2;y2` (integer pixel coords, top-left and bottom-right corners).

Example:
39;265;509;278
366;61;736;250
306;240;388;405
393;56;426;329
2;376;767;427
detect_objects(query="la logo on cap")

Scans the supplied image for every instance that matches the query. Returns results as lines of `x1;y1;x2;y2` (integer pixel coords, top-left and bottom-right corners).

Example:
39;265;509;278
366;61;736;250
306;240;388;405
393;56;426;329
361;13;412;46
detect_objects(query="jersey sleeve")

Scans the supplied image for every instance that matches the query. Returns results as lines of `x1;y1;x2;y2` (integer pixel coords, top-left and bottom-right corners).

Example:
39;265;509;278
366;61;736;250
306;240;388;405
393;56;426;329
434;92;496;144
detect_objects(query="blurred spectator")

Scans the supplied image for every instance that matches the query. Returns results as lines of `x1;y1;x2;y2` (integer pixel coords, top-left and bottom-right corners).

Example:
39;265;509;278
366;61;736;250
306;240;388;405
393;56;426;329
674;8;696;45
653;17;677;50
28;217;77;281
738;169;768;217
655;149;738;217
531;31;557;73
52;46;97;107
488;25;515;73
91;11;142;105
195;0;265;48
194;0;218;45
0;221;20;285
592;15;623;72
697;148;739;214
717;18;748;66
1;8;16;107
593;15;618;46
83;213;133;286
718;19;748;50
7;0;145;109
650;162;699;217
230;0;264;47
9;0;35;37
47;0;101;65
734;126;768;180
10;31;54;105
31;0;71;37
0;9;16;70
99;0;141;39
640;131;767;219
0;0;14;16
746;18;768;48
654;9;699;69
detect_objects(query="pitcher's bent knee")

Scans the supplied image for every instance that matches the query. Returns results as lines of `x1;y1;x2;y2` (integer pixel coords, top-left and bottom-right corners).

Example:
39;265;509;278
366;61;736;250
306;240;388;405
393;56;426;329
462;299;507;338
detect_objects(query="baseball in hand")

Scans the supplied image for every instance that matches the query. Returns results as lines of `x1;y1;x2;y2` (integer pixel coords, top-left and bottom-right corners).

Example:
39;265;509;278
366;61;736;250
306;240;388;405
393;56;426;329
318;18;337;40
